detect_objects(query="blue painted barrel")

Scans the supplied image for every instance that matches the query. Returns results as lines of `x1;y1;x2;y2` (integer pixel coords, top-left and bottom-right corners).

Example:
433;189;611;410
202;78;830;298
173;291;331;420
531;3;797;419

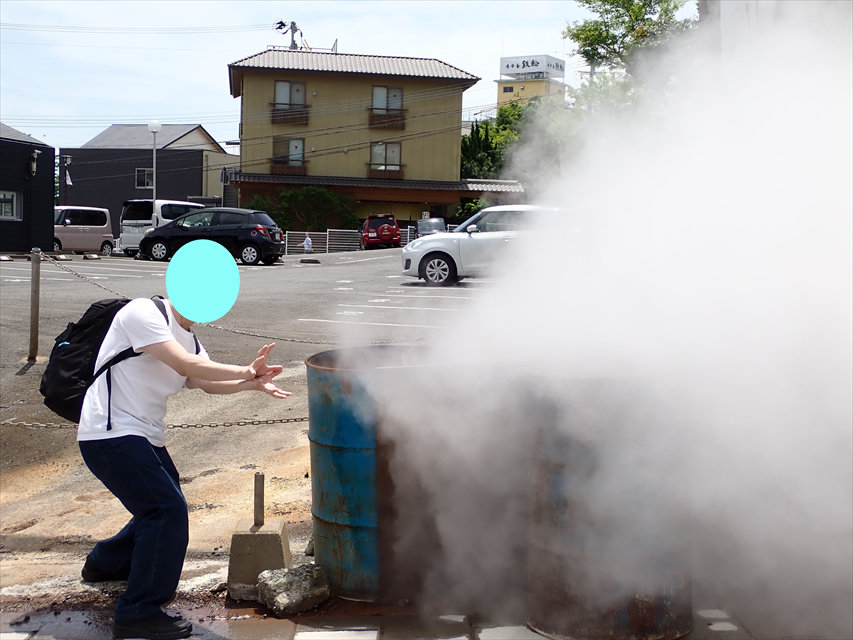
305;345;425;601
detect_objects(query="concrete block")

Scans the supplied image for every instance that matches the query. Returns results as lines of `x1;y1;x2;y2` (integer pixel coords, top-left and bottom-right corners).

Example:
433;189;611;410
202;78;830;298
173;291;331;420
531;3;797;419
227;517;292;601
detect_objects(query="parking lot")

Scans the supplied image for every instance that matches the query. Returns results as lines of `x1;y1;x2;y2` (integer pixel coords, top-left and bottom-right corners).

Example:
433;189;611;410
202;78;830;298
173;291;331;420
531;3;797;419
0;250;478;357
1;251;851;640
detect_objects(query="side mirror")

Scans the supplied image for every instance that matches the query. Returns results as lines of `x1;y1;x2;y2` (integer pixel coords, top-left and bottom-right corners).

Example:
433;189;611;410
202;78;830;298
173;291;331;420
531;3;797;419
63;219;70;226
466;224;478;234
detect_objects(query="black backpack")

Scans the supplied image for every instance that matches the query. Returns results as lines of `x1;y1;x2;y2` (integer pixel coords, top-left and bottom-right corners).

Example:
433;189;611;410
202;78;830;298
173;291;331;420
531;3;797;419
40;296;198;425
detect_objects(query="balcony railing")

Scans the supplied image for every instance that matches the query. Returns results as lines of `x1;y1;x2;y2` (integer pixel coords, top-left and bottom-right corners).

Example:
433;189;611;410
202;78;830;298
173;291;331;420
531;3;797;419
271;160;308;176
368;109;406;130
271;103;310;125
367;164;404;180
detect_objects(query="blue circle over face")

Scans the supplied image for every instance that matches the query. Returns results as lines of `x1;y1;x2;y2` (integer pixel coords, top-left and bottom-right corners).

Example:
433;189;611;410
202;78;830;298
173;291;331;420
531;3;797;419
166;240;240;323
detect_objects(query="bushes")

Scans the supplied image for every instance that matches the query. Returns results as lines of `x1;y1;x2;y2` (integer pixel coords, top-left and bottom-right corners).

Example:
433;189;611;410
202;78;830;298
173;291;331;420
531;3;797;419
245;187;359;231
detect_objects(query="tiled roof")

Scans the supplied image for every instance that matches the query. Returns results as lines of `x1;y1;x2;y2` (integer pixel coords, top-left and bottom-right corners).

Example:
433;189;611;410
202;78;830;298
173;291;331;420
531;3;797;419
80;124;223;151
0;122;53;147
229;49;478;96
230;171;524;193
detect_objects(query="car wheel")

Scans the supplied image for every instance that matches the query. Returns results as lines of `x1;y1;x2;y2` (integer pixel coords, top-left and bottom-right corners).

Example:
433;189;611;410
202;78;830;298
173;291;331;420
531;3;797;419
149;240;170;262
420;253;457;286
124;249;138;258
261;256;279;265
100;242;113;257
240;244;260;265
53;239;62;253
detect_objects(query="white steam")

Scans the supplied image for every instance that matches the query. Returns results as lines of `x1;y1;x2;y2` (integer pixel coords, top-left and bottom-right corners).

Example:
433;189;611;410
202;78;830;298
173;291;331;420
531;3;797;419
337;2;852;636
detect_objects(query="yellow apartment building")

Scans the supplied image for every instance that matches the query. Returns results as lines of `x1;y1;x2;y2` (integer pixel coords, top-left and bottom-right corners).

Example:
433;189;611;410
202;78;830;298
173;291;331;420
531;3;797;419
228;48;523;225
495;54;567;108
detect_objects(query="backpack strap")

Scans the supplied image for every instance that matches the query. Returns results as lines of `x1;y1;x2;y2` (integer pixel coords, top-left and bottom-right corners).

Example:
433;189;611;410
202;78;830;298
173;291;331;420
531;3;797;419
151;296;169;324
153;295;200;354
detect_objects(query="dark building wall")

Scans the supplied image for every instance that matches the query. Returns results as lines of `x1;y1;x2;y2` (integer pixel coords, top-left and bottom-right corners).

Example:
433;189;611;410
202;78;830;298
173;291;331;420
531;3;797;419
57;148;204;233
0;139;55;253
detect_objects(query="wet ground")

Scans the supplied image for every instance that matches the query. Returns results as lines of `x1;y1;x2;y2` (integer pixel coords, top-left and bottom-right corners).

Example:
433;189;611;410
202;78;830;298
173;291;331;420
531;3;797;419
1;604;754;640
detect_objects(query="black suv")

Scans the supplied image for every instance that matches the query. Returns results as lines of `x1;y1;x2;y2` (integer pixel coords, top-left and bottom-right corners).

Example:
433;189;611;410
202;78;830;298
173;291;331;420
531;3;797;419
139;207;285;265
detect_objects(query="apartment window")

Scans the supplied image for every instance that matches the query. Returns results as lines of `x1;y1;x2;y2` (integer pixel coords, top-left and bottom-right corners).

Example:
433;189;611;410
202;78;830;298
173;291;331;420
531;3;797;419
274;137;304;165
275;81;306;108
503;86;515;93
0;191;23;221
370;142;401;169
271;137;307;175
136;168;153;188
372;86;403;112
369;86;406;129
272;80;309;125
368;142;402;179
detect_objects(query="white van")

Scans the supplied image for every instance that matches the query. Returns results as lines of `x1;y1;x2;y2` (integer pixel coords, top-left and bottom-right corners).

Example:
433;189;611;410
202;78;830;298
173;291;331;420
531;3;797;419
118;199;205;257
54;206;114;256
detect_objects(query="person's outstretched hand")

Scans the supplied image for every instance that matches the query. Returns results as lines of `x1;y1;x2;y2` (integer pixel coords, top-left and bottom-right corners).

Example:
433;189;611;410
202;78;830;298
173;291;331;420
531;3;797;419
249;343;284;379
253;368;292;399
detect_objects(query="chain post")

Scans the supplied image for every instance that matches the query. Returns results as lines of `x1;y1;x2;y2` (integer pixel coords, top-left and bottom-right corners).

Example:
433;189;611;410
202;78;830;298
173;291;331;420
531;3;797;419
254;472;265;527
28;247;42;361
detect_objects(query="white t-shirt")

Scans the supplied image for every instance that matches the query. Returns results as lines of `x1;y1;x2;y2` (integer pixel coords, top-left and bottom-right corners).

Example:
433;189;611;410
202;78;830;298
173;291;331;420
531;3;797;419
78;298;208;447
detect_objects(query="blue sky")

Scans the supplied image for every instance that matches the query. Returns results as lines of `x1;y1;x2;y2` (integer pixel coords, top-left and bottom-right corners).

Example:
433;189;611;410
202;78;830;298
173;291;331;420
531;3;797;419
0;0;639;150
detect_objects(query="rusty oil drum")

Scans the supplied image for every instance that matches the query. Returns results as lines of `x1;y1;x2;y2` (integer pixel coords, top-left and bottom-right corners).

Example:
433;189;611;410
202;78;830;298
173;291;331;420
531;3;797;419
527;384;693;640
305;345;429;602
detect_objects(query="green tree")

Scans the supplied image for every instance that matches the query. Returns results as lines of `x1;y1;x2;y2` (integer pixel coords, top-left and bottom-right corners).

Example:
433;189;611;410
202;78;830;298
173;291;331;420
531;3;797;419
454;198;491;222
246;187;359;231
460;102;529;179
563;0;693;75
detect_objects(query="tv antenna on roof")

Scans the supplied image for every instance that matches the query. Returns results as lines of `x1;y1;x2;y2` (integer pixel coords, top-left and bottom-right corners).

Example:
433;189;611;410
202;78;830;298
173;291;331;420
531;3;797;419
275;20;302;50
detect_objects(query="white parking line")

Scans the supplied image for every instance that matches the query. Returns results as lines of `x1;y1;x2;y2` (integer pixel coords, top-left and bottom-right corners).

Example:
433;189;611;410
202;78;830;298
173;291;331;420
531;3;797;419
384;293;471;300
50;263;164;273
1;265;143;278
2;277;75;283
336;255;395;264
299;318;440;329
338;303;454;312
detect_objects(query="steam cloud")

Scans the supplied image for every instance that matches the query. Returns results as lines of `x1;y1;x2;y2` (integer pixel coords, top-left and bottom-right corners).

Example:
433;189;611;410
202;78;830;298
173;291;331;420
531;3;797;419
338;2;852;637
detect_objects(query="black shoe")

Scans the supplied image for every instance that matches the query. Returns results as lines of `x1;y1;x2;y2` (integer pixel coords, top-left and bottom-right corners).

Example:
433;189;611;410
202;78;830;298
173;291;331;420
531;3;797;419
81;556;128;583
113;612;192;639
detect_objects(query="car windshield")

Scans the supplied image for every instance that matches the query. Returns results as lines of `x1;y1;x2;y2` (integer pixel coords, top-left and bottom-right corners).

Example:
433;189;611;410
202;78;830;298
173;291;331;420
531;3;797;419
176;211;215;228
453;210;487;232
54;210;64;224
417;218;445;233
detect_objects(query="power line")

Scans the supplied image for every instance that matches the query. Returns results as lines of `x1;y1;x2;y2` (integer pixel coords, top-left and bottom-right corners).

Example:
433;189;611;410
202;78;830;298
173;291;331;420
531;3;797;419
0;22;271;34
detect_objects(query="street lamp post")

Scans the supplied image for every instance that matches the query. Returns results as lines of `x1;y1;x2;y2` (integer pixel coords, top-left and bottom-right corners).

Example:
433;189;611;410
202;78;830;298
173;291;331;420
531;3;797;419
147;120;161;202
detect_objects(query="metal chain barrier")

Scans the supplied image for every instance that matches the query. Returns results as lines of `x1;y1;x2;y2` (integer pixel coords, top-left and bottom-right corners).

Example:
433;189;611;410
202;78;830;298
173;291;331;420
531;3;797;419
0;416;309;430
42;253;125;297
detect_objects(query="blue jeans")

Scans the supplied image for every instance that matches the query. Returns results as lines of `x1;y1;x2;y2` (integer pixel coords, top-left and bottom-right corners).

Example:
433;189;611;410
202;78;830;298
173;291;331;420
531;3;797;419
79;435;189;622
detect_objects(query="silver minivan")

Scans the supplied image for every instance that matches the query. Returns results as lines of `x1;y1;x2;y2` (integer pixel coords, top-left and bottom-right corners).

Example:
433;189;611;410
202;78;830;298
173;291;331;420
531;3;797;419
118;199;205;257
53;206;114;256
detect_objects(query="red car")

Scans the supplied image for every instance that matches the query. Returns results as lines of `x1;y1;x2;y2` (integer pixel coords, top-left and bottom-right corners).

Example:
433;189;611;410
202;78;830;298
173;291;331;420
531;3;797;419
360;214;401;249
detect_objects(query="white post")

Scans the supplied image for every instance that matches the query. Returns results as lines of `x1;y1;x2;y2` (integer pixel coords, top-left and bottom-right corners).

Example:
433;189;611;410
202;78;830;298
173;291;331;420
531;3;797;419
148;120;161;203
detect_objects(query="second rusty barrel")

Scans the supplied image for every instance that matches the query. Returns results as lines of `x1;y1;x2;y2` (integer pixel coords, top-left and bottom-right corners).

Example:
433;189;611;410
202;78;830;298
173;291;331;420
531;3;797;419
527;382;693;640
